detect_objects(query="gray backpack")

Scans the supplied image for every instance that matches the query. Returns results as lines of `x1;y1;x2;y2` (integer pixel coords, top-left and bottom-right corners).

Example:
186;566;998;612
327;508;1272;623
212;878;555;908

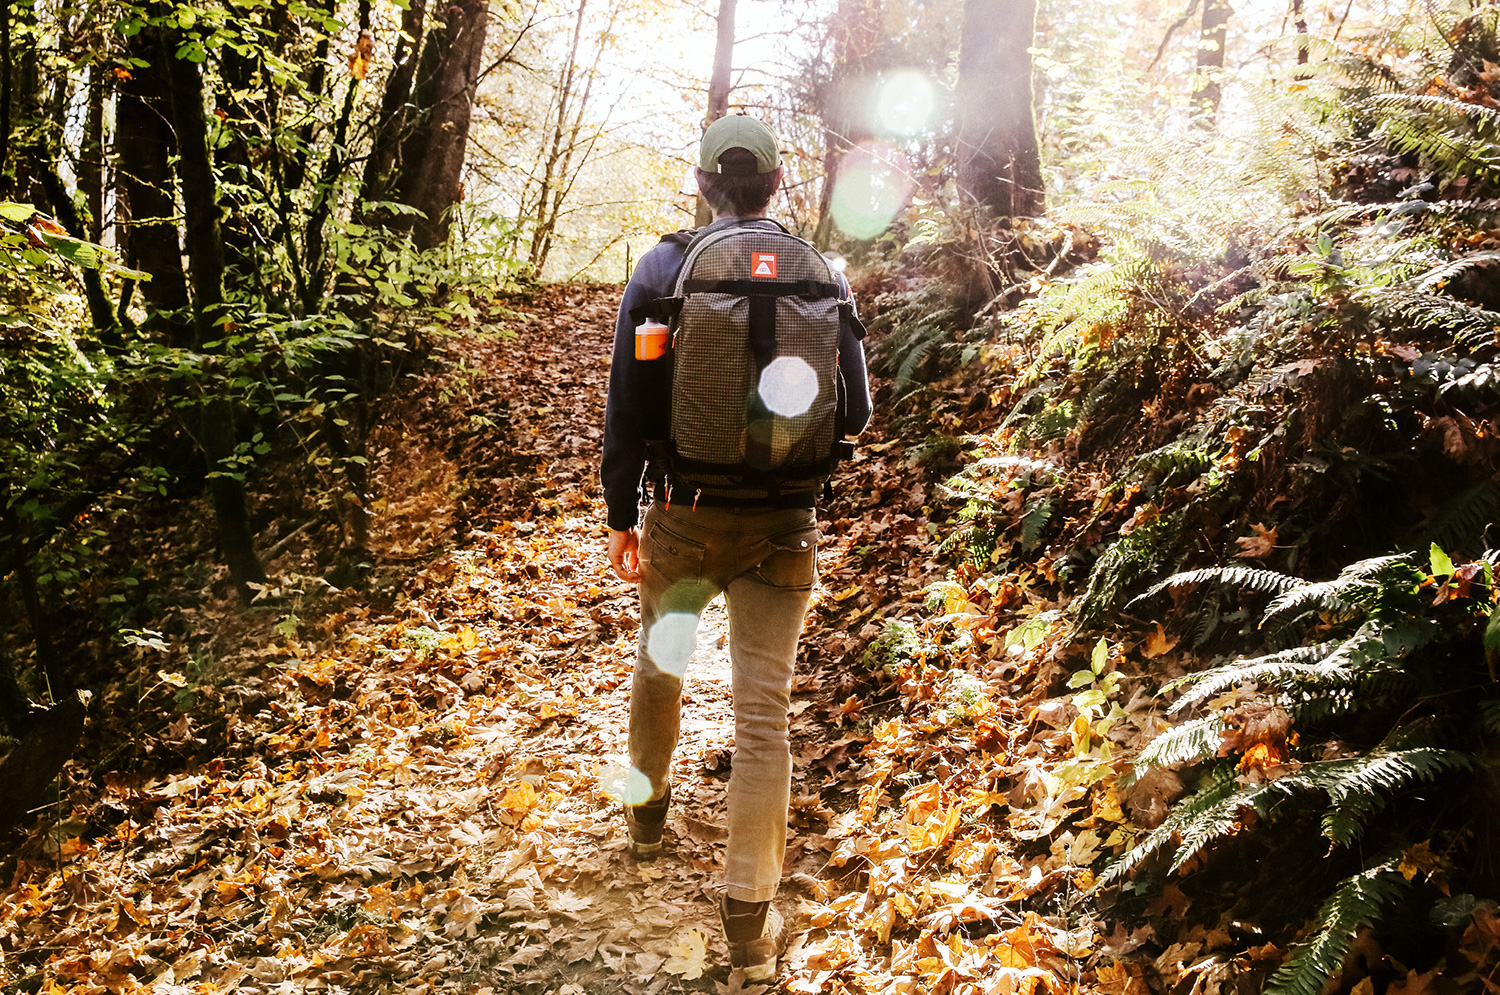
633;220;862;503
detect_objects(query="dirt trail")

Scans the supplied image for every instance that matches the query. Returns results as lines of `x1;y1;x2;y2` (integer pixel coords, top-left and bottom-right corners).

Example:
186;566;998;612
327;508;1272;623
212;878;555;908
7;283;944;995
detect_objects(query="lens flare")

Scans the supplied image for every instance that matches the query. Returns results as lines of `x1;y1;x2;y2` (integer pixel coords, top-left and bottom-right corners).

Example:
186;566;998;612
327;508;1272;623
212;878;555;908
872;70;936;137
830;143;911;241
600;763;654;806
647;611;699;677
759;356;818;418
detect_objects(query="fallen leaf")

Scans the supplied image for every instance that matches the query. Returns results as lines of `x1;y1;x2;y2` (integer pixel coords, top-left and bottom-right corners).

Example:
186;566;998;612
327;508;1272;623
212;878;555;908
1234;522;1278;559
664;928;708;980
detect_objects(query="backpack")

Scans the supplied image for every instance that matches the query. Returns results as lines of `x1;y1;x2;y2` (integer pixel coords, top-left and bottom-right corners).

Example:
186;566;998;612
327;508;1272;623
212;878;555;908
631;219;864;504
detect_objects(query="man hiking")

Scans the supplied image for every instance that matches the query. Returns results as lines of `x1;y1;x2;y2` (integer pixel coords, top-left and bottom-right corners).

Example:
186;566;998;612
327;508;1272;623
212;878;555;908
601;114;872;980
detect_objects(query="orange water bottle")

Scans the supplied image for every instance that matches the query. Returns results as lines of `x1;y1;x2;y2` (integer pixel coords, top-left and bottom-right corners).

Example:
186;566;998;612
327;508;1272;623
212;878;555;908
635;320;669;360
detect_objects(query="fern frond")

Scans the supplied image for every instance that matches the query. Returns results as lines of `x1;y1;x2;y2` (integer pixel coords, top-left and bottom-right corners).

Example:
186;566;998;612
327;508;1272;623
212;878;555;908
1124;436;1219;487
1077;519;1179;627
1265;862;1412;995
1191;597;1224;650
1340;552;1418;579
1167;776;1299;873
1367;288;1500;346
1261;579;1372;628
1165;640;1347;712
1095;766;1239;888
1413;250;1500;292
1479;700;1500;738
963;454;1068;479
1133;714;1227;771
998;380;1061;432
1021;498;1053;552
1309;745;1468;846
1417;479;1500;557
1132;565;1303;607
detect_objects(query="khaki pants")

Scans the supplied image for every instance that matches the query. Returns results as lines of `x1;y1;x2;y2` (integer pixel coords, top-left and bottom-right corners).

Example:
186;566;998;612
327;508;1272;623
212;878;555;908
631;500;818;902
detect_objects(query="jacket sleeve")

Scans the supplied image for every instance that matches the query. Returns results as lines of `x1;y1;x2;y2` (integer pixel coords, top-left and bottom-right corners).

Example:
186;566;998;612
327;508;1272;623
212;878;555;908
601;243;682;531
837;279;873;436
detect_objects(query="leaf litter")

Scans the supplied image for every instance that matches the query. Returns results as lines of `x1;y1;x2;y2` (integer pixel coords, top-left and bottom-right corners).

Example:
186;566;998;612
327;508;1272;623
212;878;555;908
1;282;1371;994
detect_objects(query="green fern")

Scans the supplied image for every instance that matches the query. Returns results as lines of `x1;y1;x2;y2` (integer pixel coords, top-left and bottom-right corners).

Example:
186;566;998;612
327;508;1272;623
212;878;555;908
1021;497;1054;552
1310;744;1468;846
1371;288;1500;347
1131;714;1226;774
1417;479;1500;557
1123;435;1219;487
1371;93;1500;177
1164;639;1352;711
1261;553;1415;627
1096;766;1240;887
1261;578;1369;628
1265;862;1412;995
1413;249;1500;292
1132;564;1303;607
1077;518;1181;627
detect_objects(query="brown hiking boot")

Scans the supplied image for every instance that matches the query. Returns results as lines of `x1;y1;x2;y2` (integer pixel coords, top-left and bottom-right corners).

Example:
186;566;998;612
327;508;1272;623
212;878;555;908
624;784;670;857
718;895;784;982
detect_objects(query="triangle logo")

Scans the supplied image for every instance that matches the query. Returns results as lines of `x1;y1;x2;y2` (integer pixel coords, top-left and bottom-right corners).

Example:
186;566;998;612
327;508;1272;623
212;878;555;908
752;252;778;279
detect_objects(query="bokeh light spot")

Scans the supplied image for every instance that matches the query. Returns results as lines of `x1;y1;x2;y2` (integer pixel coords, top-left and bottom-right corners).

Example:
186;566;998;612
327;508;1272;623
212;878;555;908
830;143;911;240
873;70;936;137
647;611;699;677
759;356;818;417
600;763;654;806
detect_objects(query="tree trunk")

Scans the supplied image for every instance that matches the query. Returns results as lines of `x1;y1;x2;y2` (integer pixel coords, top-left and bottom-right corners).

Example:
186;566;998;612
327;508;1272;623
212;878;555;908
4;0;45;204
79;62;106;242
1292;0;1309;68
813;0;881;247
954;0;1044;218
694;0;737;227
39;167;118;342
0;0;11;185
163;34;268;599
115;27;192;344
362;0;429;208
394;0;489;250
1192;0;1232;125
524;0;588;270
0;691;88;833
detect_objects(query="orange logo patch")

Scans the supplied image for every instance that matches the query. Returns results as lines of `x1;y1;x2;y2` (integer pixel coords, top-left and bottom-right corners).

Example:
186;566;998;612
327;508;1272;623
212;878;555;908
751;252;778;279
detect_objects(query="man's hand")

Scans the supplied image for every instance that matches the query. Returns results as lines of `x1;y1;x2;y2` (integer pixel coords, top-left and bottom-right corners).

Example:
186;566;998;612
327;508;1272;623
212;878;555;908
608;528;641;583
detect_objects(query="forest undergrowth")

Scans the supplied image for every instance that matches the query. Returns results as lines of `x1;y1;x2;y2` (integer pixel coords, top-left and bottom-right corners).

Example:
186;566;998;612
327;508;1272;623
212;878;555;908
0;280;1100;995
10;84;1500;995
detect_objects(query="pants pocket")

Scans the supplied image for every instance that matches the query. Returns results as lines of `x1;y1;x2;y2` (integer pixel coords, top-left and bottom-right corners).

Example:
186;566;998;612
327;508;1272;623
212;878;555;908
642;517;707;581
756;525;819;590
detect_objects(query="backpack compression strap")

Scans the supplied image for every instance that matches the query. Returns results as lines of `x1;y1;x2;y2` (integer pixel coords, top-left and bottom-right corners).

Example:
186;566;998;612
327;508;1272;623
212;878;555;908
677;278;843;376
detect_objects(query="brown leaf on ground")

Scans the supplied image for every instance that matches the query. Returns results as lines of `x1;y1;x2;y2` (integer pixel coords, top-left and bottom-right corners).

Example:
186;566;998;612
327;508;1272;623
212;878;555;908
1233;522;1279;559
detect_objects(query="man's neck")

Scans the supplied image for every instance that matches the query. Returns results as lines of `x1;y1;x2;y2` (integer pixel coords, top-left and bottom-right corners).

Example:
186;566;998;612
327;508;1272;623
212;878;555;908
711;211;768;222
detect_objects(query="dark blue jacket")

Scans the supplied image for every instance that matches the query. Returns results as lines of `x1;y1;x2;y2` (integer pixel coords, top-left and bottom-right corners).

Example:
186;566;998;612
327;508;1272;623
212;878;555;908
602;217;873;531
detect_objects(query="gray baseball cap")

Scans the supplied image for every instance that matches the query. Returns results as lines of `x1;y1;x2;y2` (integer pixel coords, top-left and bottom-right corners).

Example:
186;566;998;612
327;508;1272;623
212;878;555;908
698;115;781;174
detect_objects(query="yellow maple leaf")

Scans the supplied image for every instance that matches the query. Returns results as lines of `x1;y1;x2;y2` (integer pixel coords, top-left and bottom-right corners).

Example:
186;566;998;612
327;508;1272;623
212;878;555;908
1140;622;1178;659
663;928;707;980
1399;840;1447;883
500;781;538;816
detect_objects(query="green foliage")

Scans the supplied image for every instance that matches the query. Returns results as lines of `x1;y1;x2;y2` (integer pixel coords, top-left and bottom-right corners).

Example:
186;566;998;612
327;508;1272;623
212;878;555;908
1265;863;1412;995
859;618;935;675
869;286;966;398
1104;544;1495;994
